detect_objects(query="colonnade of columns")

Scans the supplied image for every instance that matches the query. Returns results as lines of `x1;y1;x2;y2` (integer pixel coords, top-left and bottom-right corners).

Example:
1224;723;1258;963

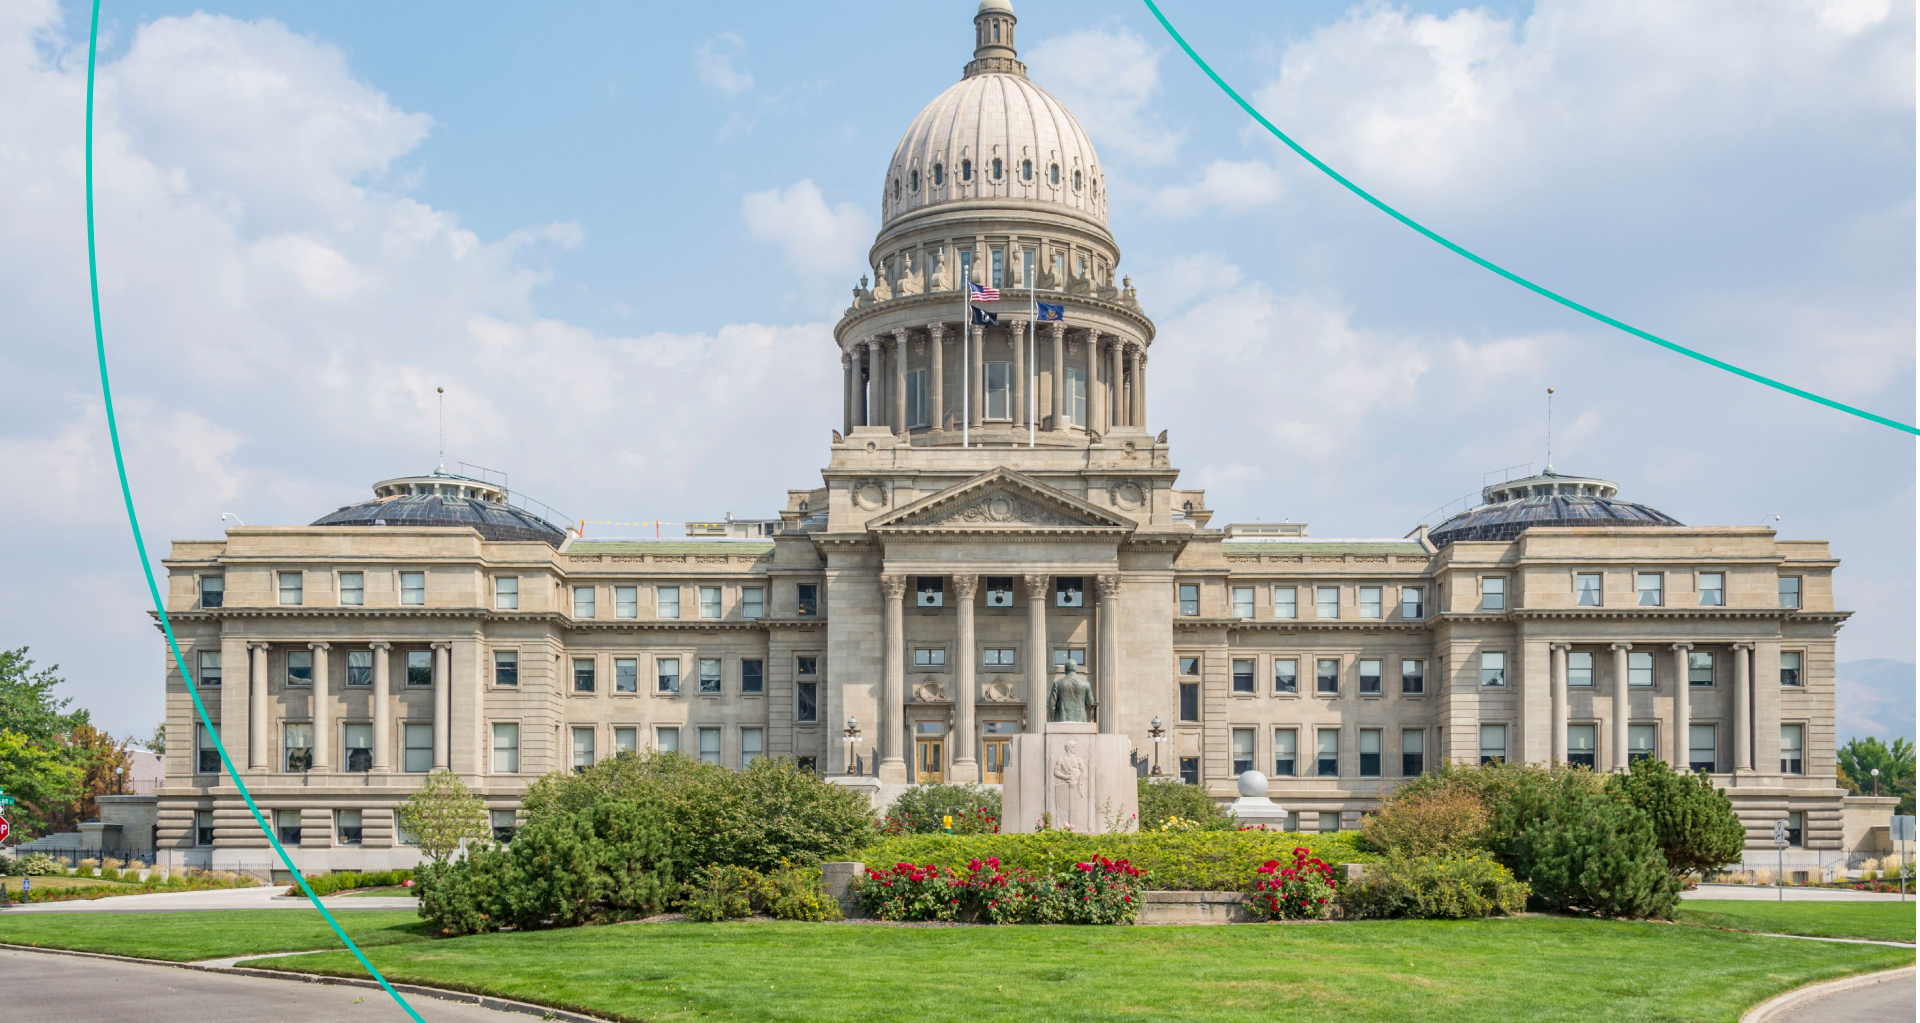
232;640;451;774
1545;641;1757;772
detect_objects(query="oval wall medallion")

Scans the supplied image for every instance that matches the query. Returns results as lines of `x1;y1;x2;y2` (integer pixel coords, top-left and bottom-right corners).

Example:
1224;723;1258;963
853;479;888;510
1110;481;1146;511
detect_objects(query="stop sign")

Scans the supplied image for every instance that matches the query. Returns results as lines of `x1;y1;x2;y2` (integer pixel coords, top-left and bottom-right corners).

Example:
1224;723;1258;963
0;816;10;844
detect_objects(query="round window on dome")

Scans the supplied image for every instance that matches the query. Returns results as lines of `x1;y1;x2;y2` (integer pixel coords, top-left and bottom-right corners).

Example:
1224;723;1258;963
933;163;944;186
1073;169;1084;191
1021;159;1032;182
910;169;920;192
961;159;973;182
1049;163;1060;186
991;158;1003;181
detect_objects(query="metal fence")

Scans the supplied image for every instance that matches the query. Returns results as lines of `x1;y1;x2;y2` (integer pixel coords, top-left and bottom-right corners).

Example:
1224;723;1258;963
2;847;158;869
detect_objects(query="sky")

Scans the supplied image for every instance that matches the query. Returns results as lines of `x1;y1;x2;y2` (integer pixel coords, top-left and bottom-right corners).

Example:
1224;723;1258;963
1;0;1913;737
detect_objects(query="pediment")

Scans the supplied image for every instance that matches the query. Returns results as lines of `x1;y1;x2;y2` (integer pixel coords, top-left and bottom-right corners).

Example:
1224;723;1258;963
870;468;1135;533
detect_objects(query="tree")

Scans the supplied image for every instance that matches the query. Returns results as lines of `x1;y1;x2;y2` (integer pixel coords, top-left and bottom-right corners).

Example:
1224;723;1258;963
1137;777;1237;831
1606;758;1746;879
0;730;82;840
397;769;490;863
1838;737;1916;815
145;721;167;754
0;648;88;746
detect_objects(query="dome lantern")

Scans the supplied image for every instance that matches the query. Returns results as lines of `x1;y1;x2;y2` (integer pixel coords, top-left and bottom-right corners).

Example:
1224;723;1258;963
967;1;1023;78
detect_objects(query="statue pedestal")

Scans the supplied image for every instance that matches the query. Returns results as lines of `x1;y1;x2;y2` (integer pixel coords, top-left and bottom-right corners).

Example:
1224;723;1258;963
1003;723;1138;833
1226;770;1288;830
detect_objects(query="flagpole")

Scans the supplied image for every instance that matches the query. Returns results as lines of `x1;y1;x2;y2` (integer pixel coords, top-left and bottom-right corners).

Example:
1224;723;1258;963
962;271;970;449
1028;286;1036;448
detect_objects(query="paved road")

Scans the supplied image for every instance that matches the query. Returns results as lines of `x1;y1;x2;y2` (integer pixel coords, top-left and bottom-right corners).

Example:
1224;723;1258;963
1685;883;1914;902
3;884;419;913
0;947;515;1021
1774;972;1916;1023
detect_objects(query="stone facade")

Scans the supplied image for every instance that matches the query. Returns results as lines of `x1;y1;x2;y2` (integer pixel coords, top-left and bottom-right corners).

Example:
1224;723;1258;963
152;1;1848;873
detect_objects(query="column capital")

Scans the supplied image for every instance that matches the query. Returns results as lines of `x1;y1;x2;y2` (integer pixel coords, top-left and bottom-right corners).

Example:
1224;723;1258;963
951;574;980;599
1048;321;1067;341
1669;642;1694;652
1022;573;1051;599
432;641;453;652
1096;574;1122;601
1730;641;1755;651
841;351;853;369
924;322;947;342
861;334;878;350
368;640;391;650
308;641;331;652
971;323;986;340
890;326;910;348
248;641;272;651
1609;642;1634;651
1004;317;1027;333
1549;642;1574;652
879;574;909;601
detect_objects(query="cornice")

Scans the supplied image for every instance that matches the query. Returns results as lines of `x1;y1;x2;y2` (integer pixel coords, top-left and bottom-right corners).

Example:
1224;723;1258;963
149;608;828;631
1176;618;1433;633
835;288;1155;346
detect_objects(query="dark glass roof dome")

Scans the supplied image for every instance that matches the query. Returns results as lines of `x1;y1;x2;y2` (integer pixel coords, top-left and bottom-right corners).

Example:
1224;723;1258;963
311;472;568;546
1428;469;1680;549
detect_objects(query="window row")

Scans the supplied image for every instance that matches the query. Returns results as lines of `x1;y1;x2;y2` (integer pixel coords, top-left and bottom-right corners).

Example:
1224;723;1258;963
560;582;818;620
913;576;1091;608
568;724;769;773
899;159;1086;197
1546;649;1804;689
1231;726;1429;779
206;807;519;848
1178;584;1426;620
192;648;440;689
1474;572;1805;610
202;571;429;608
1174;656;1427;718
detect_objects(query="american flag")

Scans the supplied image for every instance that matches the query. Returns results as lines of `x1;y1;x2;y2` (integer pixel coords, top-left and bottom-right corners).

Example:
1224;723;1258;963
969;281;1000;303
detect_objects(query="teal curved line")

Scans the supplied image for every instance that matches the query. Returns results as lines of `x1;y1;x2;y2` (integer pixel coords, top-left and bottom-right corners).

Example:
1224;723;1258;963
1141;0;1917;437
81;3;426;1018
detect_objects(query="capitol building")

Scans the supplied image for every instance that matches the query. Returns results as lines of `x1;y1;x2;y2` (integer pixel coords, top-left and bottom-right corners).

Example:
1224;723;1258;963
155;1;1849;872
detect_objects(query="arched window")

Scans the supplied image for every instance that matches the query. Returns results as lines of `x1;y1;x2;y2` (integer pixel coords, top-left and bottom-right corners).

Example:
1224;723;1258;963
962;159;973;182
1073;169;1083;191
910;169;920;192
993;21;1000;42
893;178;901;200
1020;159;1031;181
1049;163;1060;185
991;158;1003;180
933;163;944;186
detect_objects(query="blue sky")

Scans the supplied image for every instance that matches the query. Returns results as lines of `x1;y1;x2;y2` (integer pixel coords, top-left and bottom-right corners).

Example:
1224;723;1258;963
3;0;1913;735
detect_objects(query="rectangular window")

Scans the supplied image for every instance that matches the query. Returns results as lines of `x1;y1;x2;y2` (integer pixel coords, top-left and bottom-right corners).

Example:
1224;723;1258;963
284;722;314;773
700;587;721;619
406;650;432;687
1178;682;1200;722
1567;724;1596;769
1316;586;1339;619
905;368;928;428
1698;572;1724;606
199;575;224;608
493;722;519;773
197;649;223;687
573;586;595;619
1781;724;1804;774
1274;728;1297;777
1359;659;1382;695
339;571;364;606
797;681;818;722
195;809;215;846
797;655;819;677
1688;724;1716;773
656;726;679;753
1400;586;1424;619
797;584;819;616
742;659;765;694
1319;812;1342;834
286;649;313;686
572;657;595;693
1065;368;1087;427
1231;586;1254;619
1781;651;1802;687
1359;728;1382;778
344;650;371;687
1401;729;1425;777
991;246;1004;288
571;726;595;773
1317;658;1340;695
657;586;681;619
1317;728;1340;777
914;648;947;667
615;658;638;693
742;587;765;619
400;571;425;606
983;648;1016;667
1274;658;1298;694
741;728;764;767
1274;586;1297;619
276;809;302;846
658;657;681;693
1401;659;1425;695
985;577;1014;608
1576;572;1603;606
1778;576;1801;609
1231;728;1255;776
1628;724;1656;764
491;809;518;844
1689;651;1715;687
1180;656;1200;676
344;723;372;773
1480;577;1505;611
1179;756;1199;785
985;361;1011;419
1636;572;1664;606
614;727;637;754
1628;651;1654;687
699;658;722;694
916;577;945;607
195;722;220;774
1056;578;1084;607
403;723;433;773
1053;648;1086;670
1359;586;1383;620
495;576;519;609
615;585;639;619
698;727;721;766
1231;658;1255;693
1177;584;1199;617
1568;651;1595;687
278;571;303;605
1786;810;1804;847
1479;723;1507;765
1480;651;1506;688
494;650;518;687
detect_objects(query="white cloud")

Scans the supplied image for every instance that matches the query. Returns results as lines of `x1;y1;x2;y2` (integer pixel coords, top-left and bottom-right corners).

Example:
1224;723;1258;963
693;32;754;97
1140;252;1243;309
740;179;872;279
1152;159;1284;218
1027;26;1183;164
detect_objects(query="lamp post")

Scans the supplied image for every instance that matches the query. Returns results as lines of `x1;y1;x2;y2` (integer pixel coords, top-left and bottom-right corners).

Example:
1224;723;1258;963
1148;716;1166;777
1871;767;1880;797
842;717;862;776
115;766;125;796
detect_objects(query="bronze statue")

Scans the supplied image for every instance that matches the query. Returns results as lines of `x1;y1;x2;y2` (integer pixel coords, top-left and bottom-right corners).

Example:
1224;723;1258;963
1048;660;1095;723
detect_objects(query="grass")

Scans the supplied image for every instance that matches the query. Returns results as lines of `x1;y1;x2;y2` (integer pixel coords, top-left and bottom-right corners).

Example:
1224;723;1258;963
1;874;135;893
1675;900;1916;943
0;909;431;961
341;886;417;898
243;917;1916;1023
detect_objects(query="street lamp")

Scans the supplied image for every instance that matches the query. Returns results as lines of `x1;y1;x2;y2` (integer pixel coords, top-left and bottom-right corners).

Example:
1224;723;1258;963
1147;716;1166;777
842;717;862;776
1872;767;1880;797
115;766;125;796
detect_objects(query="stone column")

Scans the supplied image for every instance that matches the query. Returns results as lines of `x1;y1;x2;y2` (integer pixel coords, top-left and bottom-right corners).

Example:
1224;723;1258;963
970;325;986;429
1550;643;1570;764
249;643;269;769
1608;643;1632;771
1136;349;1148;426
856;340;872;427
879;574;908;781
1049;323;1067;431
841;351;854;436
1733;642;1753;773
370;641;392;772
1097;574;1121;735
1126;344;1144;427
952;575;979;781
1671;643;1693;770
1010;321;1027;430
1088;333;1107;436
1024;573;1050;733
308;643;331;771
220;635;249;770
433;642;451;771
926;323;946;434
1110;338;1126;427
891;328;910;438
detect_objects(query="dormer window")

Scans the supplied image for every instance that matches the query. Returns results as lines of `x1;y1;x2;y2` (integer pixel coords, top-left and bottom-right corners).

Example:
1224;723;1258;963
991;157;1003;181
962;159;973;182
893;178;902;200
910;168;920;192
1050;163;1060;185
1073;169;1083;191
1021;159;1032;181
932;163;944;187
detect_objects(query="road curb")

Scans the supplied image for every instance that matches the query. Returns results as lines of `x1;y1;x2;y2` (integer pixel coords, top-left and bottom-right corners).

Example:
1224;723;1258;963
1739;965;1916;1023
0;942;617;1022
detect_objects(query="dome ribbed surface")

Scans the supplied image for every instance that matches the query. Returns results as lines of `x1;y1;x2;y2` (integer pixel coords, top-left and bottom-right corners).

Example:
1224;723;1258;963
312;495;566;546
1429;495;1681;549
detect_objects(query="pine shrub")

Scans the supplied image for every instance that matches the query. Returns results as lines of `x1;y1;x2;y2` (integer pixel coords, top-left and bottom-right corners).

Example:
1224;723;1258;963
1605;758;1746;879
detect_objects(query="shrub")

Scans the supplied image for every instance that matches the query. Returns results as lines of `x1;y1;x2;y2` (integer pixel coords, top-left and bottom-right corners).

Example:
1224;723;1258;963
78;857;100;875
13;853;62;876
1606;759;1746;879
1507;773;1681;918
757;861;842;922
681;863;760;922
859;830;1373;892
851;862;962;921
1050;856;1146;924
1137;778;1235;832
1244;847;1338;920
398;770;490;864
285;869;414;898
881;783;1001;835
1361;783;1490;857
853;856;1146;924
1343;853;1530;920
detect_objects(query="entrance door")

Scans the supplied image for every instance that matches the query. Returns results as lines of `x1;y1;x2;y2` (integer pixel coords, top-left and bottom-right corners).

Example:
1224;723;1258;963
916;737;944;782
982;739;1011;784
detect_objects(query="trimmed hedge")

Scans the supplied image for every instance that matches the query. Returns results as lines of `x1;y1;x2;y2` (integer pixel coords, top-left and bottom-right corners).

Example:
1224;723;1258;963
284;869;414;898
856;830;1374;891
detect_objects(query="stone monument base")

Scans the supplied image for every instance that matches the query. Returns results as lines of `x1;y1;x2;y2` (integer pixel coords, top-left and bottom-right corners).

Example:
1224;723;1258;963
1003;722;1139;833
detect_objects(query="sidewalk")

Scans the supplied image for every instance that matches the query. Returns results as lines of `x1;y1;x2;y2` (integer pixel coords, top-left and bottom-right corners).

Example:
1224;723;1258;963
1;885;419;913
1685;883;1914;903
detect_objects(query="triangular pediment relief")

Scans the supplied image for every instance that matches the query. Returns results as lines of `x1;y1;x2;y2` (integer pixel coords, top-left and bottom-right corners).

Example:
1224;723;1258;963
870;468;1134;532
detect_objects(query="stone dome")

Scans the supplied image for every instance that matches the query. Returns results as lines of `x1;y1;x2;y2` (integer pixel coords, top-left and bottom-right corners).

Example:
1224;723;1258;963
1427;469;1681;549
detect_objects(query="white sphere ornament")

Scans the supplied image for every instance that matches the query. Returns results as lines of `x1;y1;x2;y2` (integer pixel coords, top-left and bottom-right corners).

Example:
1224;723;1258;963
1237;770;1269;798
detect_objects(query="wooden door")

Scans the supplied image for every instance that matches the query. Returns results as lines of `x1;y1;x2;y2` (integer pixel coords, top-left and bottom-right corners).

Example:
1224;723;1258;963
982;738;1011;784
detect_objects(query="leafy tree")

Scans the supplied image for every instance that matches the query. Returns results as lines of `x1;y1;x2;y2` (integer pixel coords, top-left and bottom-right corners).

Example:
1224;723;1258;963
1137;777;1237;831
145;722;167;755
0;648;88;746
397;769;490;863
0;730;82;839
1838;737;1916;815
63;722;133;827
1606;758;1746;879
883;782;1002;834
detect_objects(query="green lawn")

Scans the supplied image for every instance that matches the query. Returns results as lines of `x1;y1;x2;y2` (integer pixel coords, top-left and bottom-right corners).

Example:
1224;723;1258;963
243;918;1916;1023
0;909;431;961
1676;900;1917;943
1;874;135;894
340;886;417;898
